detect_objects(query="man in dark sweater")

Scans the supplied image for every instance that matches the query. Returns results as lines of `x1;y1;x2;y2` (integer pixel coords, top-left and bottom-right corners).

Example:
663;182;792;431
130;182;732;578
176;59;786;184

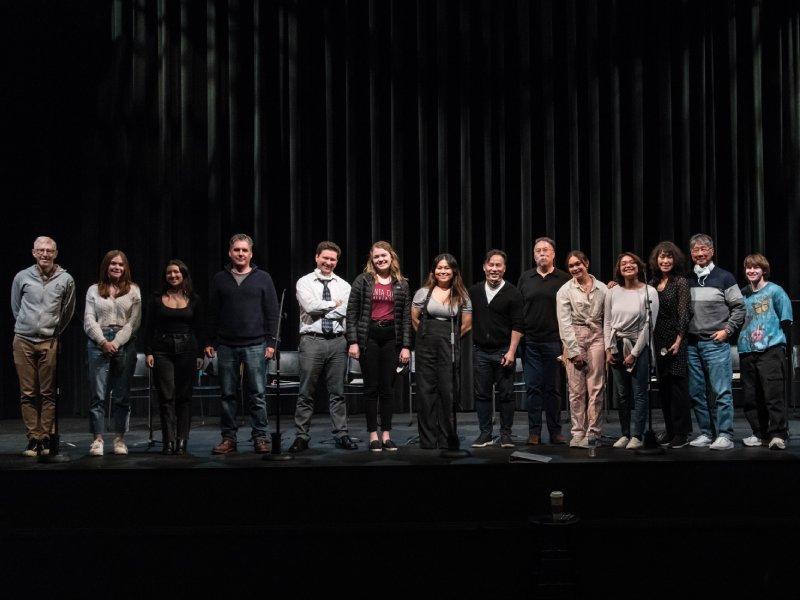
517;237;571;445
469;250;524;448
686;233;745;450
205;234;279;454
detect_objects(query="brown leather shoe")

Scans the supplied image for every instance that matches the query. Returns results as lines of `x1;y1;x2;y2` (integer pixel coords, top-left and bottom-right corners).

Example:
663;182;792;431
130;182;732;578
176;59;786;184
212;438;237;455
253;437;271;454
526;433;541;446
550;433;567;445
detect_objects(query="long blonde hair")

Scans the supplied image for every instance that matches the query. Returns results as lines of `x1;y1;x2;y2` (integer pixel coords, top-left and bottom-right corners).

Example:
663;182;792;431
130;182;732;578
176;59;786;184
363;241;405;282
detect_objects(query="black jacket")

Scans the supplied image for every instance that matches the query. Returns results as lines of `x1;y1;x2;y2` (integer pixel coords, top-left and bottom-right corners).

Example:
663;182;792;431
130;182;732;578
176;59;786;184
346;273;412;349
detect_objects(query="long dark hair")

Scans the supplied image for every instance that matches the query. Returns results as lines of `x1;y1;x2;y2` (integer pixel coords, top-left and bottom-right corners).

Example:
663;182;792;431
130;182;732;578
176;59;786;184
648;241;686;284
98;250;134;298
613;252;646;286
423;253;469;307
160;259;194;297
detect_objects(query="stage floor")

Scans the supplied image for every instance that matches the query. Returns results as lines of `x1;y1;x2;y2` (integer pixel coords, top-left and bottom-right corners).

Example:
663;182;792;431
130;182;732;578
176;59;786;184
0;412;798;468
3;413;799;595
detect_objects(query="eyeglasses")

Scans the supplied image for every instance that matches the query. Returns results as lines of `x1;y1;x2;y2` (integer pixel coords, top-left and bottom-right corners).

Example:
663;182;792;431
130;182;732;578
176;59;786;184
34;249;56;255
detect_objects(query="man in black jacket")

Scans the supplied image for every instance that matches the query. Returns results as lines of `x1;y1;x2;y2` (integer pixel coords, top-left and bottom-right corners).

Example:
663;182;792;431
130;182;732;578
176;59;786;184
205;234;279;455
469;250;524;448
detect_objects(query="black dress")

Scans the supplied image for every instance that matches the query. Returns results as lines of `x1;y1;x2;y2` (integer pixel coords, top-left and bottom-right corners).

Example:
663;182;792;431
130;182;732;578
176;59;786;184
652;276;691;376
651;275;692;438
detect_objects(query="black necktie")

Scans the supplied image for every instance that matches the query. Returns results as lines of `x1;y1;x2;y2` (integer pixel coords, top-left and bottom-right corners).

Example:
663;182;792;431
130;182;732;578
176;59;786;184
321;279;333;334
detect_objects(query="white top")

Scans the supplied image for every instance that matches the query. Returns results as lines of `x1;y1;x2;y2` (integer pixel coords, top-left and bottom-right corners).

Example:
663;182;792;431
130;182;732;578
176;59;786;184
412;287;473;320
556;276;608;359
83;284;142;347
296;269;350;335
602;284;659;358
484;280;506;304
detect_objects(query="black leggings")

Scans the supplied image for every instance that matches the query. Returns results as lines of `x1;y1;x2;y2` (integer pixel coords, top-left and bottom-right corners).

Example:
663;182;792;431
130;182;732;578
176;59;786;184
361;323;399;432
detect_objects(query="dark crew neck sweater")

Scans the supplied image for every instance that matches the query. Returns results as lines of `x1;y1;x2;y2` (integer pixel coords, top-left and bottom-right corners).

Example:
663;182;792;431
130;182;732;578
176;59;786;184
517;267;571;342
207;264;279;347
468;281;524;350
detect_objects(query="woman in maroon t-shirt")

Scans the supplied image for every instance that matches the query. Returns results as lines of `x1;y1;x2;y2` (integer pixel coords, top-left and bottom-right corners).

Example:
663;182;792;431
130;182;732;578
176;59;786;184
346;242;412;451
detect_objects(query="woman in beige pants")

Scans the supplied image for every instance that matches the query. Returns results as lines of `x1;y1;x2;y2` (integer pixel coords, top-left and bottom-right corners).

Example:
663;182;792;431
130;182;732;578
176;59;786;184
556;251;608;447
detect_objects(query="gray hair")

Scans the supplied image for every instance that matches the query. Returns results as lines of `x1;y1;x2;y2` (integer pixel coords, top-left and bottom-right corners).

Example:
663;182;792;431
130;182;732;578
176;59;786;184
229;233;254;249
689;233;714;250
33;236;57;251
534;237;556;251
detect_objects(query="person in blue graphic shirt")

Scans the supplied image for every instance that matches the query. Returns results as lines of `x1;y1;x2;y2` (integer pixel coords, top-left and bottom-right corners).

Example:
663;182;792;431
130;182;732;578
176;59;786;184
737;253;793;450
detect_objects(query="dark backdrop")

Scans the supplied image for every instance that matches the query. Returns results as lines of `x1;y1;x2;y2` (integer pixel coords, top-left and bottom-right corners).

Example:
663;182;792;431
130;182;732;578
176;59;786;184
3;0;799;417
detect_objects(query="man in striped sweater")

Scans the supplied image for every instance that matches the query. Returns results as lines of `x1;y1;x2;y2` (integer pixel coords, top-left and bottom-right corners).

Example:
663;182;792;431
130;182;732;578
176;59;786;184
686;233;746;450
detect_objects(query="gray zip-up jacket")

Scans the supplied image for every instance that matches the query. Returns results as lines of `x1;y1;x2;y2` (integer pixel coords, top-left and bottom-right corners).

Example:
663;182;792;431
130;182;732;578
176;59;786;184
11;265;76;342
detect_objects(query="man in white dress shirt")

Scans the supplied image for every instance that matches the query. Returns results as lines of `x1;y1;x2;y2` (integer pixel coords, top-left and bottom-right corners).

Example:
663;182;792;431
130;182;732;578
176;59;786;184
289;241;356;452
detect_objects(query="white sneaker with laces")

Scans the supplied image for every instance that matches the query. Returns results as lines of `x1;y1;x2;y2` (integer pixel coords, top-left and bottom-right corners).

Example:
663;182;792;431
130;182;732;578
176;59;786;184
626;437;643;450
709;436;734;450
768;437;786;450
113;437;128;455
689;434;713;447
89;438;104;456
742;435;763;447
612;436;630;449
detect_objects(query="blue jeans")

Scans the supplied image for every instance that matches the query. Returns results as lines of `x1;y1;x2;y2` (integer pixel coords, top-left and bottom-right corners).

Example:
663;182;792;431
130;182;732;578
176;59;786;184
610;347;650;438
87;328;137;435
523;340;563;436
687;340;734;439
217;343;268;440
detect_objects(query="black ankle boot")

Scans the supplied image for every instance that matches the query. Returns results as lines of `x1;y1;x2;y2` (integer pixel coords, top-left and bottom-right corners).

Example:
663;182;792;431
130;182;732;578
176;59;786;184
161;441;175;455
175;439;187;455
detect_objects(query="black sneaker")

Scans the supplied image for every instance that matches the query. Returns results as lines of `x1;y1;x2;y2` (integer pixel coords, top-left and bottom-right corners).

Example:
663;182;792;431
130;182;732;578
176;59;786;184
288;437;309;453
369;439;383;452
22;439;39;457
382;439;398;452
471;431;494;448
656;431;672;446
499;433;515;448
669;434;690;449
335;435;358;450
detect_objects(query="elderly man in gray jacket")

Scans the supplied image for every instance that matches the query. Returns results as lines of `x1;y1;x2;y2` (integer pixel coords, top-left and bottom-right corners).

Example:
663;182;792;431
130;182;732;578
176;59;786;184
11;236;76;456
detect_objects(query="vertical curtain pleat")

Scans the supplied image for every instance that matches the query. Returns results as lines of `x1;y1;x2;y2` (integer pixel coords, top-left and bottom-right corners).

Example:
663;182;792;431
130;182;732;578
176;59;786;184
17;0;800;415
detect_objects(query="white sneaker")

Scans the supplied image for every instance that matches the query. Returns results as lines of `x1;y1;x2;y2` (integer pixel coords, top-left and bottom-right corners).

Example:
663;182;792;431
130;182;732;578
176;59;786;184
742;435;763;447
113;437;128;455
768;437;786;450
577;436;590;448
569;435;585;448
89;438;104;456
689;434;713;447
612;436;630;449
626;437;643;450
709;436;734;450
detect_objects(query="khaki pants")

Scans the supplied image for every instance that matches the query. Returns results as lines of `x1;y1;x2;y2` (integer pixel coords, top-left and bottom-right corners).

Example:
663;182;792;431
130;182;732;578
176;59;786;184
564;325;606;438
12;335;58;440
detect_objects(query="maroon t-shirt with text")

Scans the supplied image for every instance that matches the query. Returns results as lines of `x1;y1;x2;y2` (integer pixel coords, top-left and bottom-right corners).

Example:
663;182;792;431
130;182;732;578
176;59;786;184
370;282;395;321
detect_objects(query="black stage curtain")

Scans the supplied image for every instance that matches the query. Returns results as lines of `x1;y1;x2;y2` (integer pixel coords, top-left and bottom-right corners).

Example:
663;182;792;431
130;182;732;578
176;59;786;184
3;0;800;416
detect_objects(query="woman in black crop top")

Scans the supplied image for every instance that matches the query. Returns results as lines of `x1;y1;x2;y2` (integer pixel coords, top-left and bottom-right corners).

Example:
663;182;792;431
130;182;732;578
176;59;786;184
144;260;204;455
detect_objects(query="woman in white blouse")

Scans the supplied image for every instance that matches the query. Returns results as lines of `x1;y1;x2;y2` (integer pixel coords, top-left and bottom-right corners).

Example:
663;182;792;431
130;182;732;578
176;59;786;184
84;250;141;456
603;252;658;450
556;251;608;447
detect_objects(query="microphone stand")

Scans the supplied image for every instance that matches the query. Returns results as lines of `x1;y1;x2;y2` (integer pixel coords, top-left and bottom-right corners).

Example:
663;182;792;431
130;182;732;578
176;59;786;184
39;331;70;464
637;278;664;456
441;299;470;458
264;290;292;461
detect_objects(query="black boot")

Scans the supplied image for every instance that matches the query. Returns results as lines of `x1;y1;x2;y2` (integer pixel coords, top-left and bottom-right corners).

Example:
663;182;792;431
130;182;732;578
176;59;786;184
175;439;187;455
161;441;175;455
